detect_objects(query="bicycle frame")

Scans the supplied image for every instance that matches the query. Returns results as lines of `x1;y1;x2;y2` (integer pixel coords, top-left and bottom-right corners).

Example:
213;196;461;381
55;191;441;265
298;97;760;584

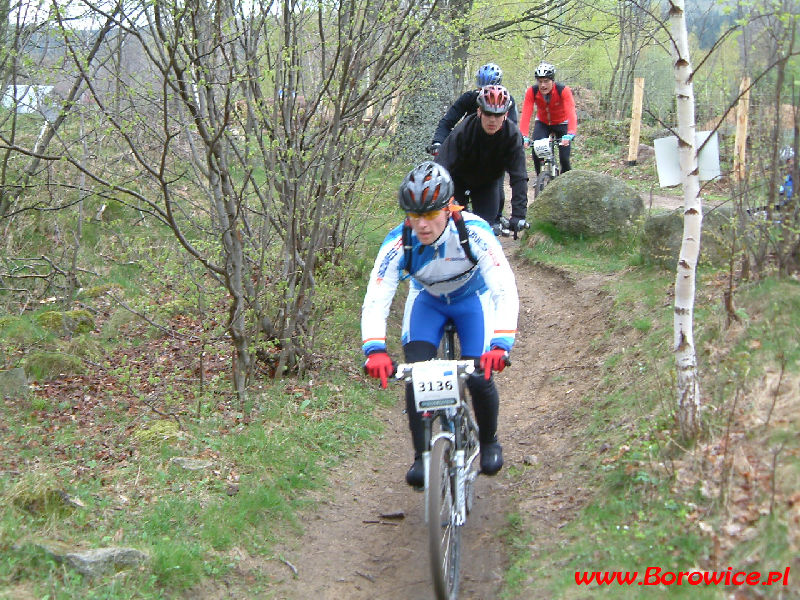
394;359;479;524
532;134;560;179
532;134;561;195
395;323;482;599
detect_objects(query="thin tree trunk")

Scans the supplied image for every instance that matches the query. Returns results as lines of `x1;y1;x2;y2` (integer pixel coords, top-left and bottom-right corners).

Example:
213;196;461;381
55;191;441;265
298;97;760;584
669;0;702;437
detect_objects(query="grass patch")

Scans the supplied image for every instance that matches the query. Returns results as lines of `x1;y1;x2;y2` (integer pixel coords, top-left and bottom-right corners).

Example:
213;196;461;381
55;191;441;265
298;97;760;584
0;375;386;597
520;221;642;273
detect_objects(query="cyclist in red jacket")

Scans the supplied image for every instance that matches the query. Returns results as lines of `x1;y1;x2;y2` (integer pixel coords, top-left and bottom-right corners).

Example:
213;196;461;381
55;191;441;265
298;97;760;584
518;62;578;175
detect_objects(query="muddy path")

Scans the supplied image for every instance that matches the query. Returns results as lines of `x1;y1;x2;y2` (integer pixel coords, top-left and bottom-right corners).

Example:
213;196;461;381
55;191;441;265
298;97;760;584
249;244;618;600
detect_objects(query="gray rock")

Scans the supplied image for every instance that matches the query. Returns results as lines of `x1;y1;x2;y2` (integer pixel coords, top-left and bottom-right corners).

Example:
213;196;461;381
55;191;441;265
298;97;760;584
0;367;28;399
64;547;149;577
169;457;213;470
36;540;148;577
641;206;733;269
531;170;644;237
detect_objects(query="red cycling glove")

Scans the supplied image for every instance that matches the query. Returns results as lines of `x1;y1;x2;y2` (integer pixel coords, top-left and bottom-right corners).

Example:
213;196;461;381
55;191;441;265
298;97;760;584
364;351;394;389
480;348;509;380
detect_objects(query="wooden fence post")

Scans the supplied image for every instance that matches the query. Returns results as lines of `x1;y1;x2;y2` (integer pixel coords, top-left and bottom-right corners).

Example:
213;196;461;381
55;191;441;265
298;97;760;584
627;77;645;166
733;77;751;181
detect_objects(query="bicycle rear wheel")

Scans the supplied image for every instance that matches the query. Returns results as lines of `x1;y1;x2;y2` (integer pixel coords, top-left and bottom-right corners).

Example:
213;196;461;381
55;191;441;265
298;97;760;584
428;436;461;600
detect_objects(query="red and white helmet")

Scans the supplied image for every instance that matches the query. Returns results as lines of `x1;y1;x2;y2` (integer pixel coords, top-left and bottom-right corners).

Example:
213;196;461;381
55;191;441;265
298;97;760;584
477;85;511;115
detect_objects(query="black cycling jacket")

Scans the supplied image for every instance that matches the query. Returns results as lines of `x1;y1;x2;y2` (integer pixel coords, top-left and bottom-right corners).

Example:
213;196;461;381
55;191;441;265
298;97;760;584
432;89;519;145
435;114;528;220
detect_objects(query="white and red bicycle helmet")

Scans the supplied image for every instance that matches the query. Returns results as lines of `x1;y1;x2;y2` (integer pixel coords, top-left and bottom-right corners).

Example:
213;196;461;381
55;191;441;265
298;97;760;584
476;85;511;115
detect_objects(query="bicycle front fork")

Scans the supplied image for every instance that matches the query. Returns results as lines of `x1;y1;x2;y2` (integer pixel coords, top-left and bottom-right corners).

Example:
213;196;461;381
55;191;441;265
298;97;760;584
453;449;467;526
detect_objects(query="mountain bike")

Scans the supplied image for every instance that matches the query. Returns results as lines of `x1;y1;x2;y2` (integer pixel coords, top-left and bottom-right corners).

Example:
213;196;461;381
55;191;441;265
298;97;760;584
532;134;561;194
394;323;482;600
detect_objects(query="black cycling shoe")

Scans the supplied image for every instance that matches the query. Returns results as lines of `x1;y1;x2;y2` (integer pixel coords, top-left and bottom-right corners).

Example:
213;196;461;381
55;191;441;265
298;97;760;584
480;442;503;476
406;457;424;488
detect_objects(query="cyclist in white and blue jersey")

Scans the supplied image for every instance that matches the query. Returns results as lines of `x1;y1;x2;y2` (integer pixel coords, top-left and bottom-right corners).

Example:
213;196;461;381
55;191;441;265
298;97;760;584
361;161;519;487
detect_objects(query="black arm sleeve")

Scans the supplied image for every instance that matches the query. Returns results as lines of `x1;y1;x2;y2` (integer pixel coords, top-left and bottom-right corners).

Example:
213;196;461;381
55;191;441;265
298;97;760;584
432;91;479;144
506;130;528;220
507;94;519;124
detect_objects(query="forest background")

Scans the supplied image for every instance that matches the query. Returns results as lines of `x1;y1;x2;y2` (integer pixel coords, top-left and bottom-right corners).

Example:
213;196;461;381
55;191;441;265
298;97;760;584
0;0;799;598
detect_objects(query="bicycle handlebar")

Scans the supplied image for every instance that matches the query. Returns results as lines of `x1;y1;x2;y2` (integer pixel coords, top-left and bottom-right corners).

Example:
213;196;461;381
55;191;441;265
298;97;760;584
394;354;511;381
498;216;530;240
394;359;479;380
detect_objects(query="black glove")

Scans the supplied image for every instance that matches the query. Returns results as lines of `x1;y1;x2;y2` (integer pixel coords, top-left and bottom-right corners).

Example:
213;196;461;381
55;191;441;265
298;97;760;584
426;142;441;156
509;217;528;232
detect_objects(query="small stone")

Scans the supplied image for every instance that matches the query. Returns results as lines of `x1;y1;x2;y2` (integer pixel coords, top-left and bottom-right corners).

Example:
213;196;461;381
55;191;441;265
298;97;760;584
169;457;213;470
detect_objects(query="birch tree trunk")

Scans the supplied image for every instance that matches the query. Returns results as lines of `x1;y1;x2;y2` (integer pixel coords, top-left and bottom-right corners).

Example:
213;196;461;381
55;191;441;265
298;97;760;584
669;0;702;437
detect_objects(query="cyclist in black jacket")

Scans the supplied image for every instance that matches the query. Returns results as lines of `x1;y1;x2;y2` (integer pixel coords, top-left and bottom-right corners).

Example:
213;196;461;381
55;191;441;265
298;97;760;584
435;85;528;232
428;63;518;230
428;63;518;153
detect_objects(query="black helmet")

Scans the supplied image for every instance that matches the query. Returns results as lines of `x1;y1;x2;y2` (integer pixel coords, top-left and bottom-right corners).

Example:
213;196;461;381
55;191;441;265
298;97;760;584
534;62;556;80
476;85;511;115
398;161;453;213
476;63;503;86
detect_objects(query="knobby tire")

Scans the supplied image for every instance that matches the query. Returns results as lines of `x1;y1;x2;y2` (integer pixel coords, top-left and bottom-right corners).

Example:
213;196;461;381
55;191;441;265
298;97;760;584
428;436;461;600
535;171;553;195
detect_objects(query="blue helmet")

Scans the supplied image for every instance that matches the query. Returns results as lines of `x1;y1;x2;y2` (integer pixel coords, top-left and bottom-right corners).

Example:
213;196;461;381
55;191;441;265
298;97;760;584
476;63;503;87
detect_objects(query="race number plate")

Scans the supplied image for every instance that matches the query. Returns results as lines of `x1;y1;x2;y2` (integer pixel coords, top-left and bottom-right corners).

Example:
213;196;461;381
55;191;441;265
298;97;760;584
533;138;553;159
412;361;461;411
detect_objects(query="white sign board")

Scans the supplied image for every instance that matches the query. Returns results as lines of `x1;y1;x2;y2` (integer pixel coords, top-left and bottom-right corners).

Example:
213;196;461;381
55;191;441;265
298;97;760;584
654;131;721;188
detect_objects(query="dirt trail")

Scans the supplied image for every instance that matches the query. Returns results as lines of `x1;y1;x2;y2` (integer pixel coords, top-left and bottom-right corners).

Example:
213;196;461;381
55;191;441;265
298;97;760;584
248;244;618;600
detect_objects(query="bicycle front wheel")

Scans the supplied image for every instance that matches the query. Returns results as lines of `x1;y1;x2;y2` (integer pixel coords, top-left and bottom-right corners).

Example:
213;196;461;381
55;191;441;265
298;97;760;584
428;436;461;600
535;171;553;195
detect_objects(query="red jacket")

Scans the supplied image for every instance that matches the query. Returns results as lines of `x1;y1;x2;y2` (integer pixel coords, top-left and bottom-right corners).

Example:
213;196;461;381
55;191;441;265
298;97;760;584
518;83;577;137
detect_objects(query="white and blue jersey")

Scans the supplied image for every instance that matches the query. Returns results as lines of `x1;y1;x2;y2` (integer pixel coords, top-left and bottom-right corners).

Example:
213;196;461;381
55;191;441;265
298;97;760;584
361;211;519;358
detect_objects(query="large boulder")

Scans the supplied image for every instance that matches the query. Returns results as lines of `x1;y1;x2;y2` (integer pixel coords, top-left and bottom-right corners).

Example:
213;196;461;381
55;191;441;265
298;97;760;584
530;170;644;237
641;206;734;269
